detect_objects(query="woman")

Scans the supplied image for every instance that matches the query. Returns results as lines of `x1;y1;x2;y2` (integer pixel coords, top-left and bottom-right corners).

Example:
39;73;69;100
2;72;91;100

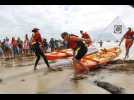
119;27;134;60
32;28;55;71
61;32;89;80
23;34;30;56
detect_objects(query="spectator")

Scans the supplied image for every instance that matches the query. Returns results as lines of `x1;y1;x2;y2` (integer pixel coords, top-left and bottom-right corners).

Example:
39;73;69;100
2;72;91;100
17;37;23;55
23;34;30;56
4;38;12;59
0;40;4;58
49;38;55;52
43;38;49;53
11;37;19;58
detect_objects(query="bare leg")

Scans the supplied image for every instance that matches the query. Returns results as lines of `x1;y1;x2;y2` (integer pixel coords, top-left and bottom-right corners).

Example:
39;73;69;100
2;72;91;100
124;48;130;60
34;54;40;70
72;58;88;80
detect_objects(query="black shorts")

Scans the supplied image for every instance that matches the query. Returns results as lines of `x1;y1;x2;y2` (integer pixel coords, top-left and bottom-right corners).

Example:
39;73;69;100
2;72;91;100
75;46;87;60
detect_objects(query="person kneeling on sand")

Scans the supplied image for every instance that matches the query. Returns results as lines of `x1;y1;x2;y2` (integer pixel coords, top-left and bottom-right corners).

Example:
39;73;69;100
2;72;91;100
61;32;89;80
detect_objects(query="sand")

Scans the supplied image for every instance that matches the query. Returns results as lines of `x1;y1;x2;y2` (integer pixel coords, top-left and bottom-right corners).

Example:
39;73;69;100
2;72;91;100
0;41;134;94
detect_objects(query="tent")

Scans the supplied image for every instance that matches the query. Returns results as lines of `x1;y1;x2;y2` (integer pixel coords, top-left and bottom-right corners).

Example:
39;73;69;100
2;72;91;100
97;16;128;41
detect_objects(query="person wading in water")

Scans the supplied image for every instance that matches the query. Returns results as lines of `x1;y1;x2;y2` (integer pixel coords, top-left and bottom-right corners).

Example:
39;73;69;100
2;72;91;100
119;27;134;60
32;28;56;71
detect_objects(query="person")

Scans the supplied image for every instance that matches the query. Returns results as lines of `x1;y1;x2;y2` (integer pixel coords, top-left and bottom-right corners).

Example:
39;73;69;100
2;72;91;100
0;40;4;58
98;40;103;47
63;40;68;49
55;40;59;50
31;28;55;71
43;38;48;53
80;30;92;47
29;34;34;56
11;37;19;58
23;34;30;56
4;38;12;59
61;32;89;80
17;37;23;56
49;38;55;52
119;27;134;60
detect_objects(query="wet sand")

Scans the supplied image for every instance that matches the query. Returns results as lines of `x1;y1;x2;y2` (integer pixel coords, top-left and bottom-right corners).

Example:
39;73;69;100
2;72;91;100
0;41;134;94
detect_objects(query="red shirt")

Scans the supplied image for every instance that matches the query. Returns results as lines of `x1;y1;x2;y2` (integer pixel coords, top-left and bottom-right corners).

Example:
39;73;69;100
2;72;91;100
82;32;90;39
32;32;43;45
68;35;79;49
11;40;18;48
70;34;79;37
124;31;134;39
82;32;92;46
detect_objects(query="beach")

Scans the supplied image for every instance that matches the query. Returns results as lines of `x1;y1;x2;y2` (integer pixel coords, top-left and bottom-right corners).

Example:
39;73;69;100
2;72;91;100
0;41;134;94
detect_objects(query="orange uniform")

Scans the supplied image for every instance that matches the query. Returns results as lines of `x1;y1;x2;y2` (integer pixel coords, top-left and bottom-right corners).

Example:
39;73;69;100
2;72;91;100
124;31;134;49
68;34;88;75
32;32;43;46
68;35;79;50
82;32;92;46
82;32;90;39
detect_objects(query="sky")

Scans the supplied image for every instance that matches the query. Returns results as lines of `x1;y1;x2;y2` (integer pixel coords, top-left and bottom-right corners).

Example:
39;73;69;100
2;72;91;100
0;5;134;40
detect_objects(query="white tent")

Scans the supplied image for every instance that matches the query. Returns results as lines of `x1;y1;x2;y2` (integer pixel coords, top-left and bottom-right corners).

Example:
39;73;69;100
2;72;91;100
97;16;128;41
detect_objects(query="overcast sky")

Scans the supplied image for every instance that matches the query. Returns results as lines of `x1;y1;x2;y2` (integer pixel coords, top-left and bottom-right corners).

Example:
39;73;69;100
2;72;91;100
0;5;133;40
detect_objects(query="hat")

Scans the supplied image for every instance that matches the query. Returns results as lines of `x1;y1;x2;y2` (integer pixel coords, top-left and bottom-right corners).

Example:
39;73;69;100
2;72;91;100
32;28;40;32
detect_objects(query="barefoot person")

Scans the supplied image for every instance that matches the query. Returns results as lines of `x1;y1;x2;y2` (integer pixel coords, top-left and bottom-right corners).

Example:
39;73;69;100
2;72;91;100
61;32;89;80
31;28;55;71
119;27;134;60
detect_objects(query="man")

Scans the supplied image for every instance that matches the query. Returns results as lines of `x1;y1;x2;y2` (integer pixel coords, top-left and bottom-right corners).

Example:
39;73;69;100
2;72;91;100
49;38;55;52
17;37;23;55
119;27;134;60
11;37;19;59
80;30;92;47
61;32;89;80
32;28;55;71
98;40;103;47
42;38;48;53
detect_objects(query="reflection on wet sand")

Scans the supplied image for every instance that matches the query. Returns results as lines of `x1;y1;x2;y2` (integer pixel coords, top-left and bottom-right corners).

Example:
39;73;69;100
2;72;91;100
0;42;134;94
0;56;36;68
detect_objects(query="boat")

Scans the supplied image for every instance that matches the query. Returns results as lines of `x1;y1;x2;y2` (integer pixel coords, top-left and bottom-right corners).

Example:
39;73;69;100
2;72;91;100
80;47;121;70
46;49;73;60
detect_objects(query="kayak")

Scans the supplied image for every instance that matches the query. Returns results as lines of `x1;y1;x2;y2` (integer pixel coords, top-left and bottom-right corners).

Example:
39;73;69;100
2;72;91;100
46;47;120;63
46;46;98;61
80;47;121;70
46;49;73;60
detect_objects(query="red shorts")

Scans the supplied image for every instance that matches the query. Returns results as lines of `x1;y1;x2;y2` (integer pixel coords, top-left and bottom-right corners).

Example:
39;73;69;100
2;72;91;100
125;39;133;49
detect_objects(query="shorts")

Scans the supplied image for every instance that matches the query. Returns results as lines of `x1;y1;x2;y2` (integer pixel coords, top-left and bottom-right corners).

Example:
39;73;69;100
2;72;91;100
125;39;133;49
4;46;11;52
75;46;88;60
